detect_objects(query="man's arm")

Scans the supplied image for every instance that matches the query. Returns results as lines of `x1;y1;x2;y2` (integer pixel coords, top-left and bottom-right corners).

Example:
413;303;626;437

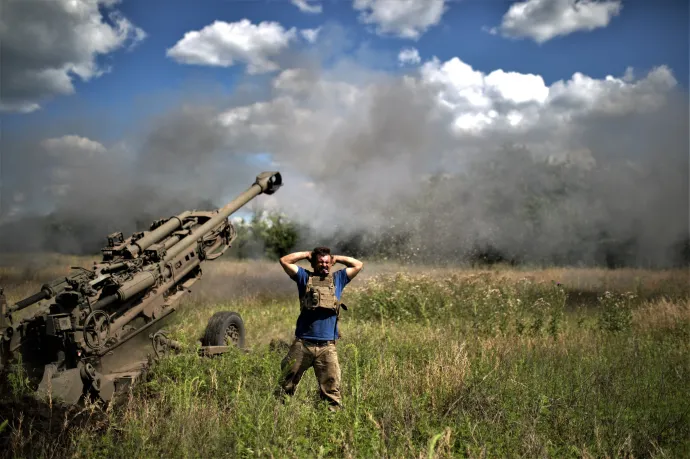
332;255;364;280
279;251;311;279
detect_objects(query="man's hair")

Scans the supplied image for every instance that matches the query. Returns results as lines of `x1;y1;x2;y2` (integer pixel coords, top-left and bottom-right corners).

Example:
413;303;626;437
311;246;331;260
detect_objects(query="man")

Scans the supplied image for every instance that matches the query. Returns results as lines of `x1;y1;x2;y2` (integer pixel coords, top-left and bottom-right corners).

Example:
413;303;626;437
277;246;364;410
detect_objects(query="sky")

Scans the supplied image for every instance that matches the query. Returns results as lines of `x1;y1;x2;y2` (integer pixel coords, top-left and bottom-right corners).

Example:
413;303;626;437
0;0;688;266
2;0;687;136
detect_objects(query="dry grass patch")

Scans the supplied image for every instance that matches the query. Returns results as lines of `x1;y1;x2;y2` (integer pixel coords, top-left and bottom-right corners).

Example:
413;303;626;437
632;297;690;332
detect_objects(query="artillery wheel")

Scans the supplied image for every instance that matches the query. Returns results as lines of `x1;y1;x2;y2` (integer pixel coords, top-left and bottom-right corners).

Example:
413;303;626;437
201;311;245;349
83;310;111;351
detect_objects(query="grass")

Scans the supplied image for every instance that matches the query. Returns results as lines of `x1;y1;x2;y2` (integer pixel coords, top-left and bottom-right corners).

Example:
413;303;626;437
1;256;689;458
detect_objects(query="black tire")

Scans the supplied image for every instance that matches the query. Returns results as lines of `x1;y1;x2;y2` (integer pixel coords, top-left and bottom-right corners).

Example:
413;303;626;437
201;311;245;349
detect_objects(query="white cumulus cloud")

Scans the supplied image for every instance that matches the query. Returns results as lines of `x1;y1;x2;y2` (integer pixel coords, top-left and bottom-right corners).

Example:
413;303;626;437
41;135;108;158
491;0;623;43
398;47;421;66
213;56;680;158
353;0;448;39
167;19;300;74
0;0;146;113
301;27;322;43
214;57;680;178
416;56;675;136
291;0;323;14
546;66;676;117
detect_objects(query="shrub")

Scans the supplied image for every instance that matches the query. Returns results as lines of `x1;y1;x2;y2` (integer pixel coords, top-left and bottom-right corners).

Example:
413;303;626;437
598;291;635;332
232;211;300;260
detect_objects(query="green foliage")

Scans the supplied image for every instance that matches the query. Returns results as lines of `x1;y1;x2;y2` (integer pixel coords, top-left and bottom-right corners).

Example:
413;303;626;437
232;210;300;260
2;270;689;458
57;312;687;458
5;356;32;398
598;291;635;332
260;212;300;260
351;273;567;338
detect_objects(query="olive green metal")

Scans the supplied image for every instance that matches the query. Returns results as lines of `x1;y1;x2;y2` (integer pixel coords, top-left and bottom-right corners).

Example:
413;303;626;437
116;271;157;301
127;211;192;257
163;171;281;262
0;171;282;405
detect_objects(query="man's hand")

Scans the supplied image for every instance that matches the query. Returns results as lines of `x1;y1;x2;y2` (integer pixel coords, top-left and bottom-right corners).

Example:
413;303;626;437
279;251;311;279
331;255;364;280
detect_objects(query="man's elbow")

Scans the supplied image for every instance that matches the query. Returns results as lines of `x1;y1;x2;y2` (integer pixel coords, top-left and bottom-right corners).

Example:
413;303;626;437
279;259;291;273
348;261;364;279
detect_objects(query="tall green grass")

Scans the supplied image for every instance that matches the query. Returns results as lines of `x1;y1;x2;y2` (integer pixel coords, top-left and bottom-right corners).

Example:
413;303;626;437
350;272;568;337
2;270;689;458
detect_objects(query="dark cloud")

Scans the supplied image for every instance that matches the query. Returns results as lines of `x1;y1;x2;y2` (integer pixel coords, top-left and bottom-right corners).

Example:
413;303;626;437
0;0;145;112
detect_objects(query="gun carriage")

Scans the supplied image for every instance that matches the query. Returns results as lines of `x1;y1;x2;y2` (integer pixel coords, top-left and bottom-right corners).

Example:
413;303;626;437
0;172;282;404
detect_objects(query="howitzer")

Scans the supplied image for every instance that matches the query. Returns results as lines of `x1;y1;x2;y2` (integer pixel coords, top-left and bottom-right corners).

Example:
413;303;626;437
0;171;282;404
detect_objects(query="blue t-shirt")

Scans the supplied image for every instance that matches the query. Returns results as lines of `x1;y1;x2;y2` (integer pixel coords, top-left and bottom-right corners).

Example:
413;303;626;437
293;266;350;341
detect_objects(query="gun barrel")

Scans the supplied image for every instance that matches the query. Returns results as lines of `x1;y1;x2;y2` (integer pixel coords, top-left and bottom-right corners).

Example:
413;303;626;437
8;272;82;314
11;290;50;313
127;211;192;257
163;171;281;262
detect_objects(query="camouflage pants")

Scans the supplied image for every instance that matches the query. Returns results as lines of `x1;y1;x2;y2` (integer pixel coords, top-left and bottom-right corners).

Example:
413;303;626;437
278;338;342;408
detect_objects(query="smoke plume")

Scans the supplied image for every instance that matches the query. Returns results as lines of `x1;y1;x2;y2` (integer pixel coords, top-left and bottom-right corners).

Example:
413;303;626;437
1;23;688;268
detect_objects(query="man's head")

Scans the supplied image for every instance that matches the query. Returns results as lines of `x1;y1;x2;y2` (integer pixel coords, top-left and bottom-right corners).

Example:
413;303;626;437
310;246;332;276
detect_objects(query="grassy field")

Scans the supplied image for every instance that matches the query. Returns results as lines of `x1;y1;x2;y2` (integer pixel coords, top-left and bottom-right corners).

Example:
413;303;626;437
1;255;689;458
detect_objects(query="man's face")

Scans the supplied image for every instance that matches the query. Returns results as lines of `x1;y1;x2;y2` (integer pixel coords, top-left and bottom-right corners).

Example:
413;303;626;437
313;255;331;275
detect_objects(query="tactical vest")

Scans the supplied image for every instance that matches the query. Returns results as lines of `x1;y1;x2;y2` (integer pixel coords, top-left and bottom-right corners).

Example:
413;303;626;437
300;271;340;312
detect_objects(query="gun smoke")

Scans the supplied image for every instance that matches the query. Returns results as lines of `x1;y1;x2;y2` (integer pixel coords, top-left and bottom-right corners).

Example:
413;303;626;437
1;28;688;268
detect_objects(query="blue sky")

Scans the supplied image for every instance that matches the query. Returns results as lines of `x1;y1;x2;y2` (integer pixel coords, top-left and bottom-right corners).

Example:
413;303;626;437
2;0;687;141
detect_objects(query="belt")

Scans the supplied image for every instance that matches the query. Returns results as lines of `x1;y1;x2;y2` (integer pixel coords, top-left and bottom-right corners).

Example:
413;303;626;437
299;338;335;346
